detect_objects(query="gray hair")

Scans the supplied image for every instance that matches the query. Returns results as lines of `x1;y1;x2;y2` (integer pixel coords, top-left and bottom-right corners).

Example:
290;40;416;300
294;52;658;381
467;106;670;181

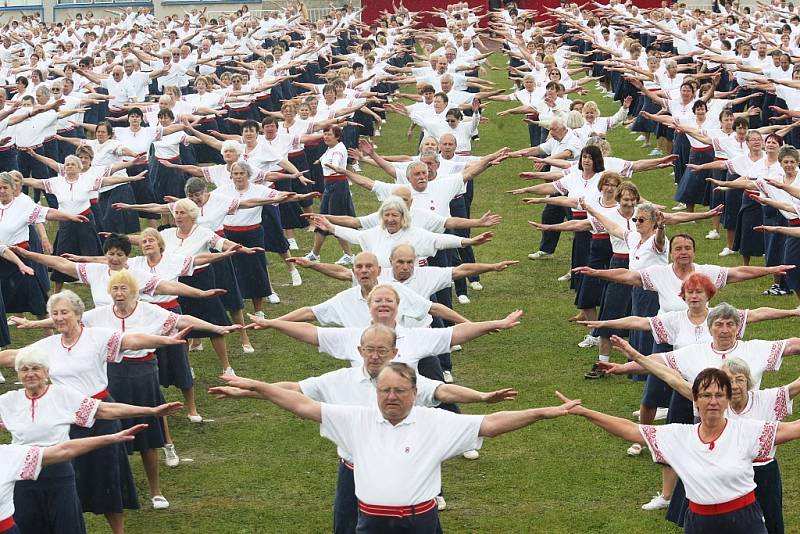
721;357;754;391
64;155;82;169
359;323;397;347
378;195;411;231
184;177;207;196
220;139;243;156
173;198;200;220
15;346;50;372
230;160;253;178
0;172;14;188
634;202;658;222
707;302;742;329
565;110;584;129
406;161;427;180
664;59;678;69
390;243;416;260
47;289;85;318
378;361;417;389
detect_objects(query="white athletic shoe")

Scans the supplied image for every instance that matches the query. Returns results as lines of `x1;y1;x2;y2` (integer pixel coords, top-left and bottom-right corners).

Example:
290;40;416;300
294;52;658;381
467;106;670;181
655;407;668;421
557;272;571;282
0;370;4;384
164;444;180;468
290;269;302;287
648;149;663;156
223;367;237;377
626;443;644;456
442;370;454;384
335;254;354;266
527;250;553;260
450;345;462;352
635;134;646;142
462;449;480;460
152;495;170;510
642;493;670;511
268;293;281;304
287;238;299;251
253;311;266;319
578;335;600;348
671;202;687;211
719;247;736;257
242;344;255;354
436;496;447;510
351;162;362;173
705;229;720;240
303;251;320;262
457;294;470;304
470;281;483;291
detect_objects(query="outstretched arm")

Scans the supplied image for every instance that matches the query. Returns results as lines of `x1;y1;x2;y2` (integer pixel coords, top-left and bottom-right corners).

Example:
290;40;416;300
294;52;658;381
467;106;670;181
247;316;320;345
43;425;148;466
479;401;578;437
451;310;522;345
556;391;646;444
208;375;322;422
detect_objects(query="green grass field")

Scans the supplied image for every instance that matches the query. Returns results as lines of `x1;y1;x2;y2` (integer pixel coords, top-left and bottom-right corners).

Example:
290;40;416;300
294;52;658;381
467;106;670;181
3;53;800;533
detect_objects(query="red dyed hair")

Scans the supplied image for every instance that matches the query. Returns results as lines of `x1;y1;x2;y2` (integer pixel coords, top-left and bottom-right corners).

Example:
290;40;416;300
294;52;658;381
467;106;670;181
679;273;717;300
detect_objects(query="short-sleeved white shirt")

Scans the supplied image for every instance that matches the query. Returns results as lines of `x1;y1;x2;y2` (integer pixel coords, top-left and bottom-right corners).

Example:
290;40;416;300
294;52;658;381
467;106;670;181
639;419;776;505
82;302;178;359
0;195;49;245
0;385;99;446
0;444;43;519
728;387;792;464
42;172;104;214
311;285;433;328
161;224;226;258
650;309;747;350
29;328;125;396
320;142;348;176
378;266;454;299
320;404;483;505
624;230;669;271
127;254;195;304
640;264;728;312
75;263;161;307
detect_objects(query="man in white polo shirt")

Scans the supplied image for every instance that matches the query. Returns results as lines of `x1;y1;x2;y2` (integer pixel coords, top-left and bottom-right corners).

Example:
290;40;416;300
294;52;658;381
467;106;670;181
210;359;574;533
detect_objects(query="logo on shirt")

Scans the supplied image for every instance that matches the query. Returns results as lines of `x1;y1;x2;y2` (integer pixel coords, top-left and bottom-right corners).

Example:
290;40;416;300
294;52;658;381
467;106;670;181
404;446;411;454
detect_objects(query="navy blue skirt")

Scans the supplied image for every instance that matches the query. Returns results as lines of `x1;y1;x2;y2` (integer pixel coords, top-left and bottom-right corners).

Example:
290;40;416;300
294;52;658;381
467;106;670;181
288;151;314;208
0;253;48;316
156;305;194;390
51;216;103;283
754;460;784;534
260;204;290;253
27;226;50;298
783;233;800;292
0;281;8;346
631;97;661;134
127;163;161;220
320;179;355;217
569;216;591;291
672;133;691;185
150;159;187;201
107;359;166;453
13;461;85;534
733;194;764;257
304;143;326;194
683;501;767;534
224;226;272;298
275;177;307;229
178;267;232;339
98;185;140;234
763;209;786;268
630;287;659;383
193;119;224;164
722;172;742;230
676;149;714;205
575;236;612;309
69;411;140;514
596;255;632;338
211;256;244;312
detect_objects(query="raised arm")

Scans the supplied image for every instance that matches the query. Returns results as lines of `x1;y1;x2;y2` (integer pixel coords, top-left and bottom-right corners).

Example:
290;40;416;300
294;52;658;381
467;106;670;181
247;316;320;345
571;266;643;286
10;247;79;278
208;375;322;422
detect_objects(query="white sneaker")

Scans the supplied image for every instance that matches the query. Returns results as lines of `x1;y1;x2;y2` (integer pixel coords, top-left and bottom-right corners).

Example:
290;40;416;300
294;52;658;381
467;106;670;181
442;370;454;383
635;134;646;142
223;367;236;377
671;202;687;211
242;344;255;354
719;247;735;257
290;269;302;287
335;254;354;266
189;343;203;352
164;444;180;468
457;294;470;304
287;238;299;251
152;495;170;510
470;281;483;291
648;149;663;156
462;449;480;460
705;229;720;240
626;443;644;456
351;162;362;172
268;293;281;304
642;493;670;510
253;311;266;319
655;407;668;421
0;371;4;384
374;129;381;137
578;335;600;348
527;251;553;260
303;251;320;262
450;345;462;352
557;272;571;282
436;496;447;510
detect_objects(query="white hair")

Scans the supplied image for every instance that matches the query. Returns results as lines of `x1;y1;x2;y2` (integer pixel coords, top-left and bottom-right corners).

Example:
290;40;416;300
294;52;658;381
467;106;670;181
15;346;50;372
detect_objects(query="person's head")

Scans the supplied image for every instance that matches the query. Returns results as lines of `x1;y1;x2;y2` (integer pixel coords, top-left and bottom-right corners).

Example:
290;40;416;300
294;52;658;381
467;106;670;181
157;108;175;127
433;92;449;114
352;252;381;289
439;133;456;157
405;161;429;192
579;145;604;173
706;302;742;347
597;171;621;193
103;233;132;270
47;290;85;331
779;145;799;175
184;177;209;206
95;121;113;142
692;99;707;117
419;136;438;154
0;172;15;202
376;362;417;424
615;181;640;209
582;100;600;122
127;107;144;128
261;116;279;137
746;129;764;151
172;198;200;227
14;346;50;393
765;133;783;154
720;356;754;402
680;272;717;306
63;155;82;175
632;202;658;232
230;161;252;189
669;234;696;266
140;227;166;256
358;324;399;378
367;284;400;323
107;269;139;304
549;117;567;141
691;368;732;418
75;146;94;169
220;139;243;163
379;195;410;233
389;243;417;282
323;126;342;147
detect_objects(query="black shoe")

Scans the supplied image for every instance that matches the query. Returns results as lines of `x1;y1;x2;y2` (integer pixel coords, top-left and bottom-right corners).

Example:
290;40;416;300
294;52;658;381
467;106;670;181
584;363;606;379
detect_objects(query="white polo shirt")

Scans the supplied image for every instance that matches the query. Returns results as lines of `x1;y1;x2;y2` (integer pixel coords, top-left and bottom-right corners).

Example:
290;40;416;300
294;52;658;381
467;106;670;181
1;444;43;520
373;175;464;218
378;267;453;299
320;404;483;505
311;284;434;328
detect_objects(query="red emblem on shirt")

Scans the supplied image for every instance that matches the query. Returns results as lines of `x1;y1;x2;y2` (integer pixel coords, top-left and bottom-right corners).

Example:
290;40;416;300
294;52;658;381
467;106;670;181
404;447;410;454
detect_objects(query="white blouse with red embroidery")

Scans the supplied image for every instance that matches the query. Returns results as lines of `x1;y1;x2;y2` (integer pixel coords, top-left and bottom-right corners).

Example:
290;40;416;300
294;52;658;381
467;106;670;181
82;302;178;359
727;387;793;465
1;444;43;519
0;384;99;446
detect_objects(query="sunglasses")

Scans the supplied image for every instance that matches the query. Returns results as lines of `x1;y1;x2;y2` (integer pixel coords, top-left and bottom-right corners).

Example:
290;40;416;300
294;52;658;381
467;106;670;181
631;217;651;223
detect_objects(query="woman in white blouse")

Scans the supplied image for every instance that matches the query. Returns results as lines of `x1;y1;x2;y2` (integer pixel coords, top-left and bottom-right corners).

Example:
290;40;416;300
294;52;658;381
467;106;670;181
307;196;493;268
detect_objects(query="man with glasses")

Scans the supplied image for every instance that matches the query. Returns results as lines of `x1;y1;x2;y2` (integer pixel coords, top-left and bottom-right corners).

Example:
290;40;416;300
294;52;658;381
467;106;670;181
210;349;574;534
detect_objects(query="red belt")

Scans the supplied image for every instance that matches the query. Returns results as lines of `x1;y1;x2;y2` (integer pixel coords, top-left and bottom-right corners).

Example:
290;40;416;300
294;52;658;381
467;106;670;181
789;219;800;226
92;389;110;400
122;352;155;362
19;143;42;150
591;233;610;240
0;516;15;532
90;199;98;205
358;499;437;518
339;457;354;470
612;253;629;259
325;174;347;182
688;490;755;516
44;135;56;143
57;127;76;134
714;157;726;161
690;145;713;152
214;229;225;236
157;155;180;163
455;151;471;156
14;241;29;249
418;258;428;266
198;117;216;125
255;93;271;101
572;211;587;219
156;299;179;309
288;150;304;157
80;207;92;216
305;140;322;147
0;145;14;152
525;113;538;120
224;224;260;232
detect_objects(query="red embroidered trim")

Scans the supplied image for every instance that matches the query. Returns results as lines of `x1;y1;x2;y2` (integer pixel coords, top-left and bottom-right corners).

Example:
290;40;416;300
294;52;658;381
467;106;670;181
19;446;42;480
77;263;88;283
755;422;778;462
641;425;665;463
715;268;727;288
664;351;679;372
651;317;669;345
640;269;654;290
27;206;42;225
180;256;193;277
105;331;122;362
774;388;789;420
74;397;99;427
142;276;160;296
161;313;179;336
766;341;783;371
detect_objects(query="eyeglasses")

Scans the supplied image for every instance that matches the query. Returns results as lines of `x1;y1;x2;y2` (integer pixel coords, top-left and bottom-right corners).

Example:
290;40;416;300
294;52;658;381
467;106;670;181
377;386;413;396
361;346;393;356
697;392;728;400
631;217;652;223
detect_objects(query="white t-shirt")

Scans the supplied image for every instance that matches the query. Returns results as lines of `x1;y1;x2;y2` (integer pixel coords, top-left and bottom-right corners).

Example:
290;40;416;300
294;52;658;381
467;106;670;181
75;263;161;307
640;264;728;312
728;387;792;465
311;284;434;328
650;309;747;350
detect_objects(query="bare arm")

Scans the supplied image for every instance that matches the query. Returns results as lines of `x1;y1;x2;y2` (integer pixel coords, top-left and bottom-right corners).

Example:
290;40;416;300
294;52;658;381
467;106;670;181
208;375;321;422
451;310;522;345
555;391;645;444
479;402;576;438
276;306;318;322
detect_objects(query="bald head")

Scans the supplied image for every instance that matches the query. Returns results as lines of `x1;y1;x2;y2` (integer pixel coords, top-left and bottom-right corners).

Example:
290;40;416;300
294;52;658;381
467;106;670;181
389;244;417;282
390;186;412;205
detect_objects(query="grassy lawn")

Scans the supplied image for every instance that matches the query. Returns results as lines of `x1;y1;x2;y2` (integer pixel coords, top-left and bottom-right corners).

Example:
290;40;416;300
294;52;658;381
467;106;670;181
3;53;800;533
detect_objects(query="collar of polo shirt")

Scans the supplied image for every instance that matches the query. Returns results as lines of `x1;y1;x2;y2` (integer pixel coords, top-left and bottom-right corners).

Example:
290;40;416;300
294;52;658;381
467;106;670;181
376;406;418;426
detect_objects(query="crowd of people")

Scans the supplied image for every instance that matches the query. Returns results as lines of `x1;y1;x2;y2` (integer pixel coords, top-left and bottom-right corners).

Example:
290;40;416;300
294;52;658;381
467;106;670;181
1;0;800;532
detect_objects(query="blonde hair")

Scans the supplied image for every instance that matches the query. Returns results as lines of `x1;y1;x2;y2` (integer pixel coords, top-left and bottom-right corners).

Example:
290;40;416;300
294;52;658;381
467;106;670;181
107;269;140;295
140;227;165;253
367;284;401;305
